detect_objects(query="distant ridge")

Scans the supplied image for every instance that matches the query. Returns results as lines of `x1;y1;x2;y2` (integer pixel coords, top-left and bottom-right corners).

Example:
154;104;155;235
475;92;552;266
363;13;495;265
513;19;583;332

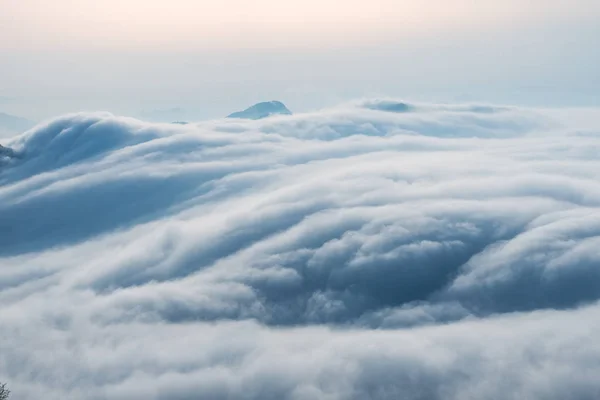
0;111;35;135
227;101;292;120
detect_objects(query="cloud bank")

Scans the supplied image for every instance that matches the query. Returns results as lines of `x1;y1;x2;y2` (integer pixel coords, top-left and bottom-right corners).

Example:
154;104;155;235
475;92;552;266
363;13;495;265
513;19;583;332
1;100;600;399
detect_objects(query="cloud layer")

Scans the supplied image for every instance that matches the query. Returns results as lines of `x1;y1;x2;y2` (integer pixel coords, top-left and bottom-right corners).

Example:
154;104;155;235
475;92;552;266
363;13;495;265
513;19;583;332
1;100;600;399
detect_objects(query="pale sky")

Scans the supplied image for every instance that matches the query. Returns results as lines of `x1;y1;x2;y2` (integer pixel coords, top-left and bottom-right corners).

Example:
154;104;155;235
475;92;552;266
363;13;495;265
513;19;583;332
2;0;598;50
1;0;599;120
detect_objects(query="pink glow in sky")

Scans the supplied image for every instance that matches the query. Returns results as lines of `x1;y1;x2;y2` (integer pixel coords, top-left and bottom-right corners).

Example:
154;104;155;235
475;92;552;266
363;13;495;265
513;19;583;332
2;0;598;50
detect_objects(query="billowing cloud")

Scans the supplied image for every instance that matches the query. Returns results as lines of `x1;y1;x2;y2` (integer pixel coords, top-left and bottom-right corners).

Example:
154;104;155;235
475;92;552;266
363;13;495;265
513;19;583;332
1;101;600;399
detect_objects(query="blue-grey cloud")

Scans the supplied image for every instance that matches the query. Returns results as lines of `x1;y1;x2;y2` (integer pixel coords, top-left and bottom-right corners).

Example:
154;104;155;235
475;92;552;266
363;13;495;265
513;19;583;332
1;101;600;399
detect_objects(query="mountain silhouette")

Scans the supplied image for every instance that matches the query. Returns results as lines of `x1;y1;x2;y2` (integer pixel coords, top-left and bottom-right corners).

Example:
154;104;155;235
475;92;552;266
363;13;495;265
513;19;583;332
227;101;292;120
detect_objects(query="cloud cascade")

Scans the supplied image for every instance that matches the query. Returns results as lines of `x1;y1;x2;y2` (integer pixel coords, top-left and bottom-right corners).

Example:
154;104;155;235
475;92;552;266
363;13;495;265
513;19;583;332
1;101;600;399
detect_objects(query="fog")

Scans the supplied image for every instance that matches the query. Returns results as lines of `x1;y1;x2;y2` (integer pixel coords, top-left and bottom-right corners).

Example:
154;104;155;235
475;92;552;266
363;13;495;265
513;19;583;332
1;100;600;398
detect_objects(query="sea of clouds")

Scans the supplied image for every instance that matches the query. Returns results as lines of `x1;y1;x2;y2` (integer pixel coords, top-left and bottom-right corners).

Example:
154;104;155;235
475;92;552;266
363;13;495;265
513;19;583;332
1;100;600;399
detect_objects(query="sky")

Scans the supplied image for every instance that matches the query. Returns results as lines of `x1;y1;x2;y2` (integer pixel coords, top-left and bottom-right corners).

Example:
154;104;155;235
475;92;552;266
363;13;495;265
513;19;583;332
1;0;599;121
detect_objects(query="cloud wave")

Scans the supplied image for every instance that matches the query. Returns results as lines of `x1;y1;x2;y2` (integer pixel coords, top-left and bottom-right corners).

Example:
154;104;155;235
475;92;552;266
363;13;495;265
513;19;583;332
1;101;600;399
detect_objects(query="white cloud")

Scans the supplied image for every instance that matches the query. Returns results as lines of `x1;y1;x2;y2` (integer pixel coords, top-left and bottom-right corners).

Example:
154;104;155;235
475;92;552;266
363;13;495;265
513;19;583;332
1;101;600;399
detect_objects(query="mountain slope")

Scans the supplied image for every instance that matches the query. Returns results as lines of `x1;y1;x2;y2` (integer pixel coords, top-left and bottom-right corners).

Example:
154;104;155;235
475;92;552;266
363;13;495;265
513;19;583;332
227;101;292;120
0;111;34;135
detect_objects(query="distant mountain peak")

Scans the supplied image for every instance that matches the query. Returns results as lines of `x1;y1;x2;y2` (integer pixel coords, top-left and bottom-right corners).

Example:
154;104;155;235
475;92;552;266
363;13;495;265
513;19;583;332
0;111;35;135
227;101;292;120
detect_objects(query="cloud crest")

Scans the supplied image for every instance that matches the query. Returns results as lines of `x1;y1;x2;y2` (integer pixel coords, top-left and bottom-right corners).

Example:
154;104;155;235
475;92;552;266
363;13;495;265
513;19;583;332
1;101;600;399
